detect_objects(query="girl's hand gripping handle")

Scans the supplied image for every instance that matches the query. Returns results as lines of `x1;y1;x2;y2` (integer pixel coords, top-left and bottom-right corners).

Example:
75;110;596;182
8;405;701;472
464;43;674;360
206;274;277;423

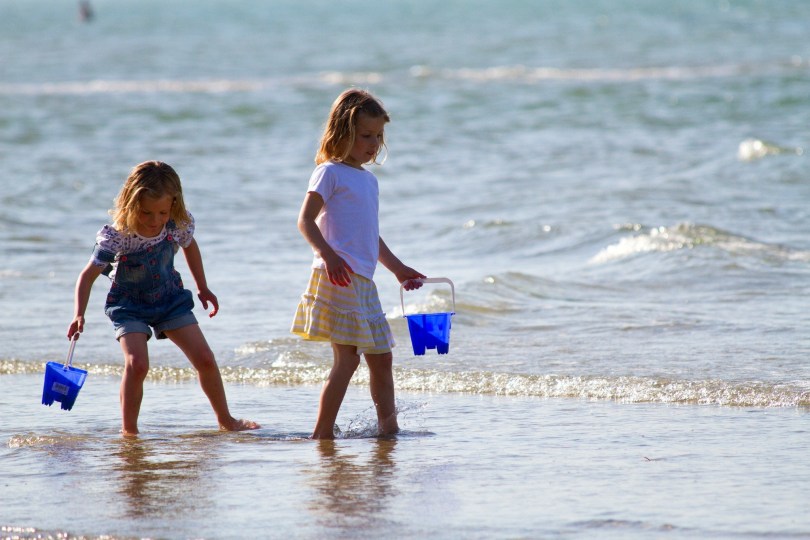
67;316;84;341
399;277;456;316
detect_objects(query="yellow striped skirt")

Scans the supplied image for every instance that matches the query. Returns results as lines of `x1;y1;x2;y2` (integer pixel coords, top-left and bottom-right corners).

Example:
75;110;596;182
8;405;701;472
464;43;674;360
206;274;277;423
291;269;395;355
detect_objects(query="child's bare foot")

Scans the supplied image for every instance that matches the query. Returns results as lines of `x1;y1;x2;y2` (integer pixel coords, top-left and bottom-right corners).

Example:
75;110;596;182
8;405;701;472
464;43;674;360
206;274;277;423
120;428;139;438
219;417;261;431
310;423;340;440
378;415;399;437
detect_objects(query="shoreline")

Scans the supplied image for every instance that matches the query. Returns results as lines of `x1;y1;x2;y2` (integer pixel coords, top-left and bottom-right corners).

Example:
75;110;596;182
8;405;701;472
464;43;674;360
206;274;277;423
2;374;809;538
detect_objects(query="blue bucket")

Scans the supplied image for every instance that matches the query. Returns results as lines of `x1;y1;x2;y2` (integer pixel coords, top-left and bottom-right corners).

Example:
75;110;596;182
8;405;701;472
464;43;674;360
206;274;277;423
42;337;87;411
400;278;455;356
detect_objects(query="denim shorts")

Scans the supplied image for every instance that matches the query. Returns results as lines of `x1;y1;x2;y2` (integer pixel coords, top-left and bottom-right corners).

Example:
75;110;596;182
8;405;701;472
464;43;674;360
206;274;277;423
105;288;197;340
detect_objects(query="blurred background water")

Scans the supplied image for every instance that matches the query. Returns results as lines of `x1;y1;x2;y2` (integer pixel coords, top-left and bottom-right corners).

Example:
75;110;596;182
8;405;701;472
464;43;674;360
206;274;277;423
1;0;809;538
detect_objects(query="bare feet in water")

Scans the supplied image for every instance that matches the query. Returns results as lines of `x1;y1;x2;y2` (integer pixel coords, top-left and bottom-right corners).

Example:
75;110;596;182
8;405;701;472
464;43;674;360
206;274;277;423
220;417;261;431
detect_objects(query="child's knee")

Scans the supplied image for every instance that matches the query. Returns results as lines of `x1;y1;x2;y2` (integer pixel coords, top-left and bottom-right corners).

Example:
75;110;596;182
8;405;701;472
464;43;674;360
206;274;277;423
192;347;218;372
332;344;361;370
123;355;149;380
335;354;361;372
366;352;393;369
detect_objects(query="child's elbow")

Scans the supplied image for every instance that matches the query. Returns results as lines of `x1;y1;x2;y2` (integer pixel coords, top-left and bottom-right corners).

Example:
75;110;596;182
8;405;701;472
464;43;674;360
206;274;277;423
297;216;311;236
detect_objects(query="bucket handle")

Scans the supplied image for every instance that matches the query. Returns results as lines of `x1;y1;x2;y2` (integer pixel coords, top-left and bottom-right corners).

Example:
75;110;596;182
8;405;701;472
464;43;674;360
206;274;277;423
400;277;455;316
63;334;79;369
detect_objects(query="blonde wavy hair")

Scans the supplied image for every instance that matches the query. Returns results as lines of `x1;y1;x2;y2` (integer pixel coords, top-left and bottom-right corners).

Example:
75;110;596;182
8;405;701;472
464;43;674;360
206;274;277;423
315;88;390;165
110;161;190;234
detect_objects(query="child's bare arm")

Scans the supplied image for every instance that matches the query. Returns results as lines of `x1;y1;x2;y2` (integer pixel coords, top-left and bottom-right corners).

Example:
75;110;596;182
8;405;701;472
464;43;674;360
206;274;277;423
298;192;353;286
68;261;104;339
378;237;425;289
182;238;219;317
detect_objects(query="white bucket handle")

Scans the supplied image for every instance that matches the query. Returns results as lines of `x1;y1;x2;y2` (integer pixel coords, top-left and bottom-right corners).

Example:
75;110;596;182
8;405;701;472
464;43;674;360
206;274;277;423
63;334;79;369
400;277;455;316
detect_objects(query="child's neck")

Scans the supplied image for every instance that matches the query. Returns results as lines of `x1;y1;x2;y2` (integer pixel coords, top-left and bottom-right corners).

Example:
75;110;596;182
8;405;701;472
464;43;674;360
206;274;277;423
339;159;364;170
134;225;164;238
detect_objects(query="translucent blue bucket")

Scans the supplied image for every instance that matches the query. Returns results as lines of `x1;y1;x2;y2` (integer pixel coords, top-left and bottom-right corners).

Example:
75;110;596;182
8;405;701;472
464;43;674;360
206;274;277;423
42;337;87;411
400;278;455;356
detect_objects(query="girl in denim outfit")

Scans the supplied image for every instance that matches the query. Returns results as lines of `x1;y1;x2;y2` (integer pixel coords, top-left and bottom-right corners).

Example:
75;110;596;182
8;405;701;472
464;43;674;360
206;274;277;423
67;161;259;436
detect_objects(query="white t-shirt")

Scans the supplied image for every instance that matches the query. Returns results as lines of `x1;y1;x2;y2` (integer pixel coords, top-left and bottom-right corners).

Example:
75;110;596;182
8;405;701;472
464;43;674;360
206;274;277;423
308;161;379;279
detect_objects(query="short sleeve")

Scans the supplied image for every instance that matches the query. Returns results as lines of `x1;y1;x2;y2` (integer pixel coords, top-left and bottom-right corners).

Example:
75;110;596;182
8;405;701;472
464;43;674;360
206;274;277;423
308;164;337;203
170;212;195;248
91;225;119;273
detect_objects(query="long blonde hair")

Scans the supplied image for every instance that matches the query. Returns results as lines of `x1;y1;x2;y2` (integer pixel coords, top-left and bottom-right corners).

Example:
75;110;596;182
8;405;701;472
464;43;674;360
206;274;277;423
315;88;390;165
110;161;190;234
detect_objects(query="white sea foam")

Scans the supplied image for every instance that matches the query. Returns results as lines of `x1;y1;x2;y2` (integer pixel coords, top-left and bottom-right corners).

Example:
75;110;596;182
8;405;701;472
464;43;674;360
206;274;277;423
0;78;272;96
589;223;810;264
0;60;799;96
444;63;748;82
3;359;805;408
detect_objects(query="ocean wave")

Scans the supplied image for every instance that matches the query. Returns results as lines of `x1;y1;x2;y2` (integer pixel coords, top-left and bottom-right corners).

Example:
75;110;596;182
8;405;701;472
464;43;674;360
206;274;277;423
1;59;804;96
415;59;807;83
0;526;140;540
589;222;810;264
3;359;807;409
0;78;273;96
0;72;384;96
7;432;95;449
438;64;744;82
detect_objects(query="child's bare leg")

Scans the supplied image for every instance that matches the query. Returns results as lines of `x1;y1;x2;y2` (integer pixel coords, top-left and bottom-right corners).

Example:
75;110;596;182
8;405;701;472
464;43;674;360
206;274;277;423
118;333;151;437
366;351;399;436
165;324;260;431
312;343;361;439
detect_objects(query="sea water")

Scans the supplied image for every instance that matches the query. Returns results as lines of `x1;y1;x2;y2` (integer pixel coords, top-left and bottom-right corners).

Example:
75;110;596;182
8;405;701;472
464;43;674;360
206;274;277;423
1;0;809;538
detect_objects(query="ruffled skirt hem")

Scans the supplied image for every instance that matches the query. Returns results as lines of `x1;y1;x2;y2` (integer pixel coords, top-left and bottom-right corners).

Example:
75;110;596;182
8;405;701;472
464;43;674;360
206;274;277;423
291;269;395;355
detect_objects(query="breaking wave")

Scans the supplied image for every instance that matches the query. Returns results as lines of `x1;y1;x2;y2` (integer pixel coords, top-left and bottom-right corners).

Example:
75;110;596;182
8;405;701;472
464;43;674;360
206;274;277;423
1;59;805;96
589;223;810;265
3;358;808;409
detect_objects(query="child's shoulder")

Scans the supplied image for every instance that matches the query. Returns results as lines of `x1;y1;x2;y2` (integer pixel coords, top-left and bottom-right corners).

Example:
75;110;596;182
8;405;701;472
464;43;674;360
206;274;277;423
310;161;339;187
96;224;122;242
313;161;342;177
168;212;195;248
313;161;372;180
309;162;375;196
94;224;126;256
169;211;195;231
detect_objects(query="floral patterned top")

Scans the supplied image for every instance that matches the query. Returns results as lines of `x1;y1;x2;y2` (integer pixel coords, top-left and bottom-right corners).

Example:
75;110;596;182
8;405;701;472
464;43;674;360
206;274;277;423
90;212;195;270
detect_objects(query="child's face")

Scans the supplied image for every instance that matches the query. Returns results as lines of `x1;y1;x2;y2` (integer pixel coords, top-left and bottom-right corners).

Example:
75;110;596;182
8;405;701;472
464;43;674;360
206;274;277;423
344;113;386;168
135;194;173;237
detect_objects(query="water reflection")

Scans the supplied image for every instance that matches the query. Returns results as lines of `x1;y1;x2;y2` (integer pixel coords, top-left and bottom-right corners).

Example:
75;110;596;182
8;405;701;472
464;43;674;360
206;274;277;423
113;437;214;518
308;438;399;530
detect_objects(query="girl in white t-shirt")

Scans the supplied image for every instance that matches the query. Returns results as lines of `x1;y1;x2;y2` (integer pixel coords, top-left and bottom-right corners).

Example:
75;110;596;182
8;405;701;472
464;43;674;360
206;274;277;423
292;89;425;439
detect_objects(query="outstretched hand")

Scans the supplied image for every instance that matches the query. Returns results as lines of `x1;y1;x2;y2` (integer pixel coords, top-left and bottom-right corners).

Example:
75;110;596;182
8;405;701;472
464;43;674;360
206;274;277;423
198;288;219;317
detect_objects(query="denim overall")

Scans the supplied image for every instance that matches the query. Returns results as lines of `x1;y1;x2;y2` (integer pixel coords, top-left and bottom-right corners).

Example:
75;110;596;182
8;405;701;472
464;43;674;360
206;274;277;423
95;226;196;340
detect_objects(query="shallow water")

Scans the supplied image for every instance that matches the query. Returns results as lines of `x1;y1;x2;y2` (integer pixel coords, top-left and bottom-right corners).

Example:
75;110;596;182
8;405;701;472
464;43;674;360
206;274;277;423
2;0;809;537
3;375;810;539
